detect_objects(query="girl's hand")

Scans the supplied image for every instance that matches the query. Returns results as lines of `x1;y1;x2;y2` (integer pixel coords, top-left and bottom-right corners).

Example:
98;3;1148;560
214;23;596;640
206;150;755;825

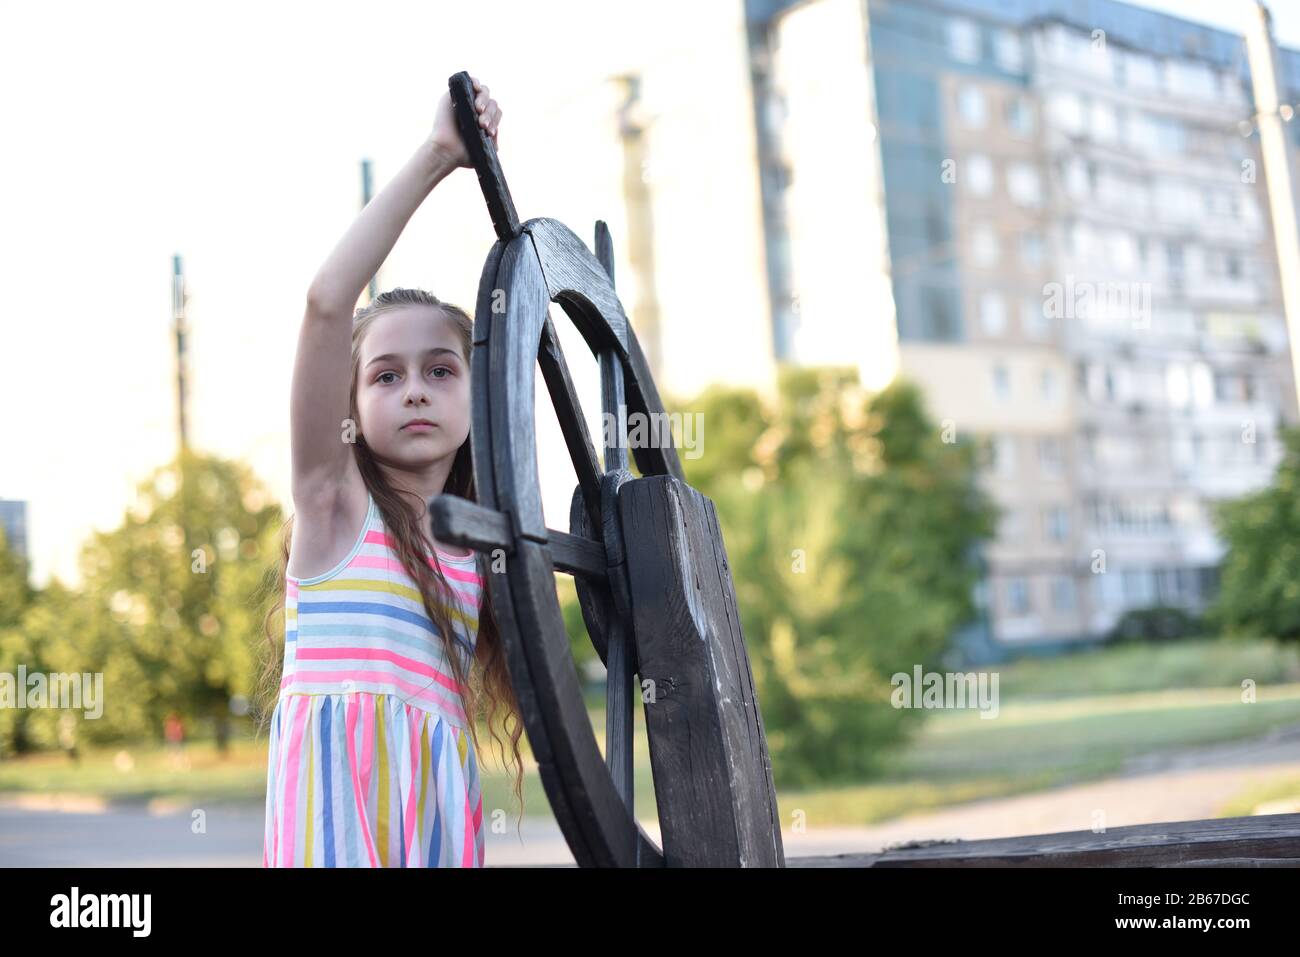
429;75;502;168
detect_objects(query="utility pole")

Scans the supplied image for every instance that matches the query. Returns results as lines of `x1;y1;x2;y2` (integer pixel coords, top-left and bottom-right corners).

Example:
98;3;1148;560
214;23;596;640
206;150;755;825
171;253;190;453
362;158;378;305
613;74;664;385
1245;1;1300;412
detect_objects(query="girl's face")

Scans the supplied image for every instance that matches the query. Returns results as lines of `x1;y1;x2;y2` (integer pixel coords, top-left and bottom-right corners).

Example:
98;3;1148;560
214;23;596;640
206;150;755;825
355;305;470;471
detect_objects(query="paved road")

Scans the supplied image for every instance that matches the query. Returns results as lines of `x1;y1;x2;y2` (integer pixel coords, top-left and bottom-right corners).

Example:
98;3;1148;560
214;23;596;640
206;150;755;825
2;723;1297;866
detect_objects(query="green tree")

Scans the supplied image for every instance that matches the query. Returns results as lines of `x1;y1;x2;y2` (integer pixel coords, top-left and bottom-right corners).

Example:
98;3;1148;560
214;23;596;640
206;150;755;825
0;525;38;754
1210;426;1300;642
0;579;142;755
675;368;996;788
75;450;285;753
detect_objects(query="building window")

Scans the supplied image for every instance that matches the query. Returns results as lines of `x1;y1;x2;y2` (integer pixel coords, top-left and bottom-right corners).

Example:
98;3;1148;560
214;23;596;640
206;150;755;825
1047;91;1084;134
1023;295;1049;338
957;84;987;127
1111;231;1138;271
1000;506;1023;539
1007;162;1041;206
995;29;1024;74
1005;96;1034;135
922;286;959;341
1051;576;1076;612
1019;232;1044;267
1043;505;1070;542
1190;361;1214;408
1123;51;1162;91
1005;578;1031;615
972;223;1000;266
1166;59;1217;99
1063;160;1090;199
979;290;1007;334
1166;363;1191;409
1041;368;1058;401
1038;436;1065;472
992;363;1011;400
1122;568;1157;605
1090;100;1118;142
948;18;981;64
966;153;994;196
993;434;1017;474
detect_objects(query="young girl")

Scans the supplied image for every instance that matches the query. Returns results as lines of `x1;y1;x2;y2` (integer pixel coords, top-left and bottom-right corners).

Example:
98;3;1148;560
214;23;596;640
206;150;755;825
256;76;525;867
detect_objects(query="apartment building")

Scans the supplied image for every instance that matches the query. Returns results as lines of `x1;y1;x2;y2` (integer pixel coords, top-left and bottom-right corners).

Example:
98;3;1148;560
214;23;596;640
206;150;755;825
743;0;1300;655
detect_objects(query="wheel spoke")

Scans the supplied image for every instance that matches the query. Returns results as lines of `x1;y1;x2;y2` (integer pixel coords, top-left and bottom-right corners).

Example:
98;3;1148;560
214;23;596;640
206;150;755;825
599;351;627;472
593;220;634;814
538;314;602;526
428;494;608;580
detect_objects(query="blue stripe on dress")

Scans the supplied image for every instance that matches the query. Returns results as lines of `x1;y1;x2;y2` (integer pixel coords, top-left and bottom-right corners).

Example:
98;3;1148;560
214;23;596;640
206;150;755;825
301;602;476;658
321;699;335;867
429;722;444;866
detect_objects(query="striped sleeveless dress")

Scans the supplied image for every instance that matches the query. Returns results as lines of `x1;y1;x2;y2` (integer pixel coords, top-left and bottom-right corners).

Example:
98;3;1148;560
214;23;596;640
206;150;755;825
263;490;486;867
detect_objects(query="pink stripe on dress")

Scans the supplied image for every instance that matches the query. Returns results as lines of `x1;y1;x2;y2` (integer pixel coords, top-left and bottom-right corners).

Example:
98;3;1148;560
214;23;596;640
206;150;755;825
360;532;484;585
344;695;381;866
404;708;422;866
281;696;311;867
281;673;468;727
293;646;462;695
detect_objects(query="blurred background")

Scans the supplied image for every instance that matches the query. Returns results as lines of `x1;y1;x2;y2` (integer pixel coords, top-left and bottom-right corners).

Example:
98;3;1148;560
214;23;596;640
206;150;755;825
4;0;1300;865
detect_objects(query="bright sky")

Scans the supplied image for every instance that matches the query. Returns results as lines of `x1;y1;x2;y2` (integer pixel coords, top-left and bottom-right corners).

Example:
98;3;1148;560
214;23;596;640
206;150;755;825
2;0;1297;589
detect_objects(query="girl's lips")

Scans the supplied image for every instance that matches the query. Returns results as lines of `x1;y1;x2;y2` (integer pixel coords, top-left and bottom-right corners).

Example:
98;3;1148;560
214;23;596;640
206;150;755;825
403;422;436;431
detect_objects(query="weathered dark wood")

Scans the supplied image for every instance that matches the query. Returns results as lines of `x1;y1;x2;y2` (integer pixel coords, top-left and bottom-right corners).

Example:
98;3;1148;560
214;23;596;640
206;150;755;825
428;494;607;580
487;238;550;543
594;219;616;287
600;470;635;811
475;229;662;867
570;484;614;665
591;226;635;815
453;105;761;865
465;235;594;864
524;217;685;483
429;494;514;554
786;813;1300;867
448;71;520;240
619;474;784;867
622;324;685;483
526;218;629;356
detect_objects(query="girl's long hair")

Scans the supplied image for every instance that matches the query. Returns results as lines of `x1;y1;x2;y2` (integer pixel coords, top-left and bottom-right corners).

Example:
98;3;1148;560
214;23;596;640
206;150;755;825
253;288;526;820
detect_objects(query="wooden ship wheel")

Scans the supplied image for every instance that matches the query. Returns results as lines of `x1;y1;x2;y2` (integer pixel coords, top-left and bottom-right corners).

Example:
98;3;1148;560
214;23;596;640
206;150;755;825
427;71;785;867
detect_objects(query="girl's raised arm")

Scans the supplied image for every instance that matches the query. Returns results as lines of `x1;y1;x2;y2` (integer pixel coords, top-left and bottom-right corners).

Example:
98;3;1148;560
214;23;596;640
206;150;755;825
290;77;501;512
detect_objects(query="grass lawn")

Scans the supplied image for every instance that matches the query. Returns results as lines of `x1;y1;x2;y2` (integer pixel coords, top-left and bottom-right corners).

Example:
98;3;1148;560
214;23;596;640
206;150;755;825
3;639;1300;828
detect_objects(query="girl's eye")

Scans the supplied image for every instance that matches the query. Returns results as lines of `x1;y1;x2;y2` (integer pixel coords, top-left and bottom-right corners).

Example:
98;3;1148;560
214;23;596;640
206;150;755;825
377;372;397;384
430;366;451;379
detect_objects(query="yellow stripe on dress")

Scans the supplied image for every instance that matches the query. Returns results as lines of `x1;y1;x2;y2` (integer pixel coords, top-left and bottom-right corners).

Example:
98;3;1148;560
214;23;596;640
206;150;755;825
417;711;431;863
376;694;390;867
